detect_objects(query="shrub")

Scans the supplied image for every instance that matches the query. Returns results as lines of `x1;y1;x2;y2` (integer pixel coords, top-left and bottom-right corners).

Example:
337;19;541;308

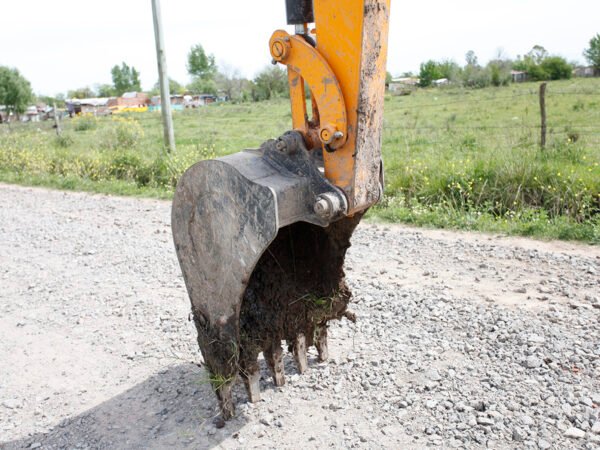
540;57;572;80
418;60;442;87
72;115;97;132
98;117;144;150
109;153;142;180
54;133;74;148
488;61;512;87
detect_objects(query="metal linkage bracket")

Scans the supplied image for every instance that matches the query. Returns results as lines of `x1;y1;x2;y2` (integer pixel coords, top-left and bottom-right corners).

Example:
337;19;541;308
269;30;348;152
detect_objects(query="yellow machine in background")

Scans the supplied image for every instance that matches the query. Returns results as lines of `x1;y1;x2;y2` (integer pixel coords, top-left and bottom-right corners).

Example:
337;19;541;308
172;0;391;420
109;105;148;114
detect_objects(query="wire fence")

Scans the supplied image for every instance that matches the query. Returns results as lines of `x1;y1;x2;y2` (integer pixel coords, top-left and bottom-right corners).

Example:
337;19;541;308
386;85;600;143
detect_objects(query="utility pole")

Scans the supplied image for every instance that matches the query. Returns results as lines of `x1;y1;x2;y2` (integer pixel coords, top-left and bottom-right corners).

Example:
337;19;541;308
151;0;176;152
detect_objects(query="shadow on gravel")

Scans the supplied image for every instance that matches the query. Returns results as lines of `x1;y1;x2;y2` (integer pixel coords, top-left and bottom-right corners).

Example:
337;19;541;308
3;363;248;449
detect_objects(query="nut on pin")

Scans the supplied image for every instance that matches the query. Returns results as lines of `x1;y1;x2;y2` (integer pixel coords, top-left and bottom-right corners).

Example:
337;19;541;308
313;192;346;220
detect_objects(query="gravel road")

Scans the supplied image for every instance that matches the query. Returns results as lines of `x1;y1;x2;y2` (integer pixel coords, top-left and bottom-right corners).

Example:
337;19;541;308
0;183;599;449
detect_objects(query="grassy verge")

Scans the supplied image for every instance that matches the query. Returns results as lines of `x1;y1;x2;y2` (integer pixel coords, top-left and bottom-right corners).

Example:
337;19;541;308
1;78;598;243
0;170;171;199
369;199;599;243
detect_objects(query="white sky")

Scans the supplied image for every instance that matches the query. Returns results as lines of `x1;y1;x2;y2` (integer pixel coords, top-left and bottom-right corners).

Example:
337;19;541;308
1;0;598;96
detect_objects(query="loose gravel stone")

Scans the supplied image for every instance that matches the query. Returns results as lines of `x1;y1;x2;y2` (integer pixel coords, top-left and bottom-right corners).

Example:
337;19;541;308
537;438;551;449
564;427;586;439
525;356;543;369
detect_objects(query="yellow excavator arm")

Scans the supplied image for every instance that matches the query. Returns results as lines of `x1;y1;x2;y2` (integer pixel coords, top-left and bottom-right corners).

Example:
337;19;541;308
273;0;391;214
172;0;391;420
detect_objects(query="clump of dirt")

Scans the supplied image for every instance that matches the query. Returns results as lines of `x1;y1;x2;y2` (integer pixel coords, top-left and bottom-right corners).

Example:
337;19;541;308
238;214;363;375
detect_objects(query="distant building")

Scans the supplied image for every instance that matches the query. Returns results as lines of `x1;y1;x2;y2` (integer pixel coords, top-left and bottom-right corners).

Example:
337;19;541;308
1;104;56;122
149;95;183;111
572;66;597;78
388;77;419;93
66;98;111;116
170;95;186;110
108;92;149;113
511;70;529;83
22;106;40;123
188;94;218;107
149;94;218;111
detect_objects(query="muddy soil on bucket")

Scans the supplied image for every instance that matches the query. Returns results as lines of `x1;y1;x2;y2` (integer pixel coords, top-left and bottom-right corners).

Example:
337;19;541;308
196;214;364;419
239;214;364;374
213;216;362;415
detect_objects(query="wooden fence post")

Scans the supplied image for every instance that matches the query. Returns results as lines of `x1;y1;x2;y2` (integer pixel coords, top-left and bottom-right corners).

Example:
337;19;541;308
53;102;61;136
539;82;547;149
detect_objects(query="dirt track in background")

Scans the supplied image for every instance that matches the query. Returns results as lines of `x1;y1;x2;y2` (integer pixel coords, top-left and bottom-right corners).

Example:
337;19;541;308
0;184;598;449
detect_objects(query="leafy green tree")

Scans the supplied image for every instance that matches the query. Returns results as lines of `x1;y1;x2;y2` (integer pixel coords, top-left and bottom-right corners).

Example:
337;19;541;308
187;77;218;95
540;57;572;80
418;60;442;87
151;78;186;96
461;52;492;88
111;62;141;95
527;45;549;65
187;44;217;80
437;60;461;82
385;71;393;86
513;50;571;81
487;59;512;86
97;84;116;97
215;66;249;101
37;95;65;108
252;66;288;101
67;86;96;99
0;67;33;119
465;50;478;67
583;33;600;71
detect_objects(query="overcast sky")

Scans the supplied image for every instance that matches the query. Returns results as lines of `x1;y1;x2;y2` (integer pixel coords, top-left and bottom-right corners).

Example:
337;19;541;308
1;0;598;96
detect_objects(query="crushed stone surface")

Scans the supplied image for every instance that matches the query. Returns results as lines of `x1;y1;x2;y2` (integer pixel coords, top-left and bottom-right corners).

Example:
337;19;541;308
0;184;599;449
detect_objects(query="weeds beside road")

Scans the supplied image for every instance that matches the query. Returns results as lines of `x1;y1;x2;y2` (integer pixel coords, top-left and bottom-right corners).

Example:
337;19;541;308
0;79;598;242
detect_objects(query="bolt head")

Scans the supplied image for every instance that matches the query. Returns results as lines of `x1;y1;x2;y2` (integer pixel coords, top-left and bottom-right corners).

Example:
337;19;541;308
272;41;285;58
270;38;290;62
314;198;331;218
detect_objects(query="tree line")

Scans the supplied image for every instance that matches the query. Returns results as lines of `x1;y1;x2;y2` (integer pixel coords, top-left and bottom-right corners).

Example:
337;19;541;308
66;44;289;103
1;42;290;120
416;39;600;88
1;34;600;119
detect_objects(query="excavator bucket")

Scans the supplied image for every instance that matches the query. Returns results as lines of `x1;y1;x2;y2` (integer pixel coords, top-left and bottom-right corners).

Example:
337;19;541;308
172;133;361;418
172;0;391;419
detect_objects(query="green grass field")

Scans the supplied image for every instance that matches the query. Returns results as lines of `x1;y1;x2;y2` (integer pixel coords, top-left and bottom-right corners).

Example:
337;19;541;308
1;78;599;242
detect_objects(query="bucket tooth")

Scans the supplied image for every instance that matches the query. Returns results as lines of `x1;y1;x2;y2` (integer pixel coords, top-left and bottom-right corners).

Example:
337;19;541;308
215;382;235;420
242;367;261;403
315;325;329;362
293;333;308;373
264;342;286;387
